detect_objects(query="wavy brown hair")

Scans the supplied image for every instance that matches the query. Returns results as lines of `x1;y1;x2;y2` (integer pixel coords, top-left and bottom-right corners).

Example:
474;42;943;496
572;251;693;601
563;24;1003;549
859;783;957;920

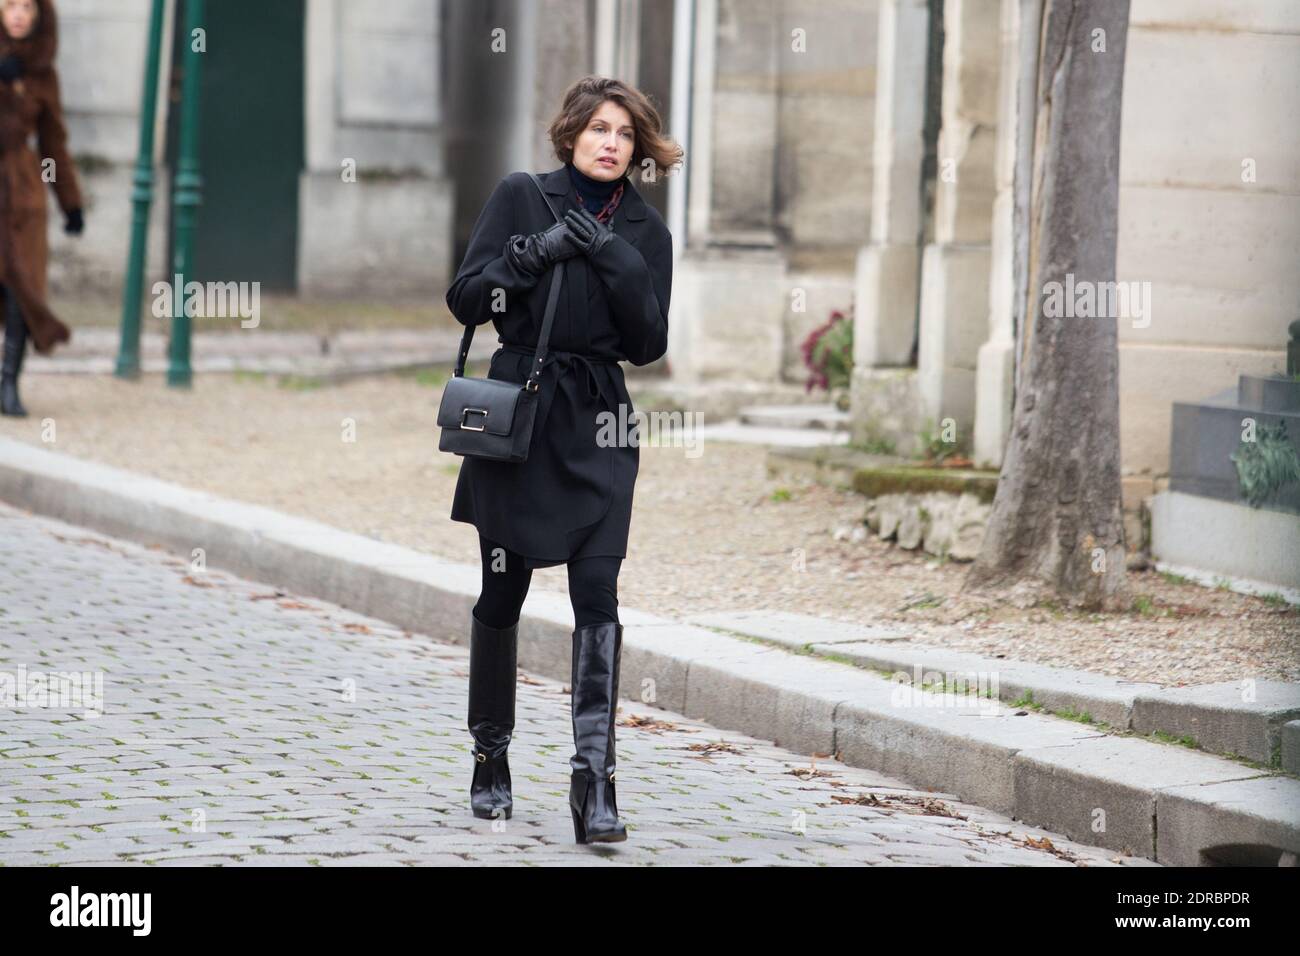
547;75;683;184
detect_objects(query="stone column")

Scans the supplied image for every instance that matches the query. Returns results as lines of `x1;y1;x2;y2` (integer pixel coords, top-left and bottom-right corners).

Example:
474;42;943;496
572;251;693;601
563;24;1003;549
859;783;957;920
852;0;929;371
668;0;785;384
299;0;452;296
594;0;643;80
848;0;930;453
531;0;595;167
915;0;1000;449
302;0;336;174
972;0;1032;468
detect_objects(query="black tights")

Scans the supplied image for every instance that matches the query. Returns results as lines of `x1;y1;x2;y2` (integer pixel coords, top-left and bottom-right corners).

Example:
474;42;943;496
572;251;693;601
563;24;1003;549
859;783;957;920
473;533;621;630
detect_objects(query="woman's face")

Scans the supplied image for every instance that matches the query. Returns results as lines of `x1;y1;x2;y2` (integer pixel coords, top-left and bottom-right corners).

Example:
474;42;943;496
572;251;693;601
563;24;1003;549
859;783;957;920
2;0;37;40
569;100;635;181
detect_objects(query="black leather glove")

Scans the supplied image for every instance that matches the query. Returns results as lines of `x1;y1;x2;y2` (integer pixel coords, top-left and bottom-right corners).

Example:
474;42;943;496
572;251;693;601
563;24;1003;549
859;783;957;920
563;205;616;258
0;55;22;83
64;208;84;235
505;219;580;276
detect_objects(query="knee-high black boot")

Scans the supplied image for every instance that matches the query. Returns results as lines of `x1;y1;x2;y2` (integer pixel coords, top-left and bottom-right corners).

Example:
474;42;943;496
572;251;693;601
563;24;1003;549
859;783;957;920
1;289;30;418
568;620;627;843
467;608;519;819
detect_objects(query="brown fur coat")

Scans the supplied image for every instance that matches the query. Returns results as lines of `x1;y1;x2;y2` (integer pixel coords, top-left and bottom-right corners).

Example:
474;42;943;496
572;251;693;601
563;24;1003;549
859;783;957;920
0;0;82;353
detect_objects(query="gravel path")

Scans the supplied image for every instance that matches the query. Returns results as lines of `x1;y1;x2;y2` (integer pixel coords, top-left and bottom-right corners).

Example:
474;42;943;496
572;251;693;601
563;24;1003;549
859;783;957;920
0;505;1140;866
4;370;1296;687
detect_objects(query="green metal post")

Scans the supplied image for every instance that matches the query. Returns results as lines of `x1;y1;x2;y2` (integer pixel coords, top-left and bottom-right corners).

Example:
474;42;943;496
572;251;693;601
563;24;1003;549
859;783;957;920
168;0;205;388
114;0;167;380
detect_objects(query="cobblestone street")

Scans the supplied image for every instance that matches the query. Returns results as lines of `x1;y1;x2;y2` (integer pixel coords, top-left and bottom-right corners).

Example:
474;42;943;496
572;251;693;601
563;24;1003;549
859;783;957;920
0;502;1142;867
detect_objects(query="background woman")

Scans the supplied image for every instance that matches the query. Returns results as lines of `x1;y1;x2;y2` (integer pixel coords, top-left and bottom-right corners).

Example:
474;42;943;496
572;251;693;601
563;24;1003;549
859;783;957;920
0;0;83;417
444;75;681;844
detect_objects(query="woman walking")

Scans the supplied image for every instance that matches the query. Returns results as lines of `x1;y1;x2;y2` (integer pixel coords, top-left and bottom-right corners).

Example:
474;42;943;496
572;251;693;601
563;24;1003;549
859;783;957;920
0;0;83;417
445;75;681;843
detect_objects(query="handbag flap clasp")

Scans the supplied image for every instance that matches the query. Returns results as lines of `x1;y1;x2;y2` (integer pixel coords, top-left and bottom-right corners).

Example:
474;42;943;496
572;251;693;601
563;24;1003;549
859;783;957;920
436;375;526;437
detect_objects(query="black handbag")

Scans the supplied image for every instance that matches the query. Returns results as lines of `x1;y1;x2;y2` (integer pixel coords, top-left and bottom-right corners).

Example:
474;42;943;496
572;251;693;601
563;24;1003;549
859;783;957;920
437;173;565;462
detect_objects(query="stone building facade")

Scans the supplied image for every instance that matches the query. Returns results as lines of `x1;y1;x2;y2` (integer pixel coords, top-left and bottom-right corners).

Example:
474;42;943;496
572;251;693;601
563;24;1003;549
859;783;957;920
49;0;1297;488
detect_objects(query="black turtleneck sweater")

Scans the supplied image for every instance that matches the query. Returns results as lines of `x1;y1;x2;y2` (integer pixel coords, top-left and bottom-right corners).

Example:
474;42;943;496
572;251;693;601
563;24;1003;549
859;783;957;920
566;160;624;218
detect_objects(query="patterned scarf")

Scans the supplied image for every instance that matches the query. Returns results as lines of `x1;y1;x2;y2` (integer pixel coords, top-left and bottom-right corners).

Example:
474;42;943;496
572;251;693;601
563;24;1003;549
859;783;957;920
577;182;625;224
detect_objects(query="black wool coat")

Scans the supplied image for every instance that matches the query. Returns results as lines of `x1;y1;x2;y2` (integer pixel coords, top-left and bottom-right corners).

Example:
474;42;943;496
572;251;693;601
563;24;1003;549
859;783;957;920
445;164;673;569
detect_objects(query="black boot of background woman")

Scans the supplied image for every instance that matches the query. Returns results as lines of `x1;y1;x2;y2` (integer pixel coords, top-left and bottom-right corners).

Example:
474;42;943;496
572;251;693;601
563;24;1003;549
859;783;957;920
1;284;29;417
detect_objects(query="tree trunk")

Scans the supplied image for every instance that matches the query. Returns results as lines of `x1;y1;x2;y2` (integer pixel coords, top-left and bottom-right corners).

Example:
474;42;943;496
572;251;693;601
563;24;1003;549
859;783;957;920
965;0;1131;609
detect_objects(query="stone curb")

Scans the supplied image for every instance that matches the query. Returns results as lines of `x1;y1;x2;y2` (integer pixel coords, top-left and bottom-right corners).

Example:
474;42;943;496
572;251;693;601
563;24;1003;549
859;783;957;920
1;436;1296;866
691;610;1300;771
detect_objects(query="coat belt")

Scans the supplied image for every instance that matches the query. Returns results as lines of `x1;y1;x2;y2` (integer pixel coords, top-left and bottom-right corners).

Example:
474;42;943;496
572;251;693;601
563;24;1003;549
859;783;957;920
499;344;620;436
500;344;618;402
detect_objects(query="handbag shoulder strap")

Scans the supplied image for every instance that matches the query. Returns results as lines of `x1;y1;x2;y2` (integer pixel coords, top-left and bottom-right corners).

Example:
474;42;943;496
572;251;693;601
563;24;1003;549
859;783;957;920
528;172;562;223
452;173;566;387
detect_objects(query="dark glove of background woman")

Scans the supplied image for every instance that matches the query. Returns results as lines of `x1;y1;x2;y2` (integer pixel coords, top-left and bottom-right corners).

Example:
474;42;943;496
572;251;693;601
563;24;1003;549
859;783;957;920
504;219;580;277
0;55;22;82
64;209;84;235
563;206;616;258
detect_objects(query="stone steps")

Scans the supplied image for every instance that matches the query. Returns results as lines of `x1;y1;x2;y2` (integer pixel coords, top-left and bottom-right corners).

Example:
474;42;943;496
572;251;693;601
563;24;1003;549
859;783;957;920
693;421;851;447
737;403;851;431
620;399;855;448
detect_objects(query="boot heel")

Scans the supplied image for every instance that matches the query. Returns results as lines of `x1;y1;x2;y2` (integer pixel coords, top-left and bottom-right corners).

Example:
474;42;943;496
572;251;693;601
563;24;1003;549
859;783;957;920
569;770;590;843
